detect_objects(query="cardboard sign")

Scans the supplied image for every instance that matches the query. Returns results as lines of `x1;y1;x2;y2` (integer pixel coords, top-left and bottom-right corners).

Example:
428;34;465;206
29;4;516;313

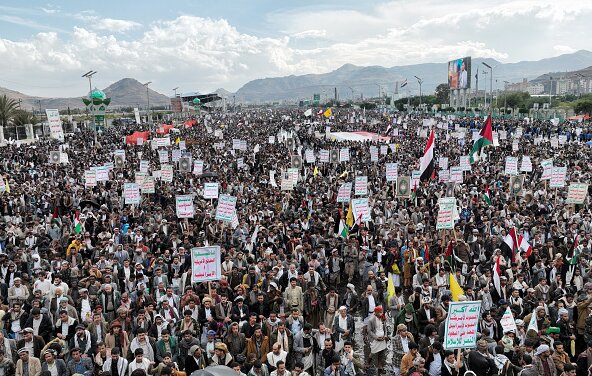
161;164;173;183
450;166;463;183
520;156;532;172
215;194;237;222
142;176;155;194
386;163;398;182
439;170;450;183
95;166;109;182
319;150;330;163
541;159;553;180
380;145;388;155
171;149;181;162
305;149;315;164
193;160;204;175
351;198;371;222
337;182;352;203
124;183;140;205
140;160;150;173
566;183;588;204
176;195;195;218
191;246;222;283
436;197;456;230
439;157;448;170
370;146;378;162
550;167;567;188
203;182;219;199
339;148;350;162
411;170;421;189
354;176;368;196
159;150;169;163
443;301;481;350
84;170;96;188
500;307;518;335
460;156;471;171
505;156;519;176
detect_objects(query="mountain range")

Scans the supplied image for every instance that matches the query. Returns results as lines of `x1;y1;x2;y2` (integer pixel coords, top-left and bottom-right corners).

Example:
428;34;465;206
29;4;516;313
0;78;171;111
2;50;592;109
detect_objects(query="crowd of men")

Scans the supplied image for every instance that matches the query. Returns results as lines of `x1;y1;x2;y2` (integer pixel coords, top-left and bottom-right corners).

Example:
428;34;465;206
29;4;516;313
0;106;590;376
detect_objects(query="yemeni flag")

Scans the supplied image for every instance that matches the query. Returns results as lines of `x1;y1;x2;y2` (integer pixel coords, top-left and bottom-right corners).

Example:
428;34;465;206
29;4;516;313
483;186;491;206
516;234;533;258
419;129;435;182
470;114;494;163
493;256;502;296
501;230;515;261
74;211;82;234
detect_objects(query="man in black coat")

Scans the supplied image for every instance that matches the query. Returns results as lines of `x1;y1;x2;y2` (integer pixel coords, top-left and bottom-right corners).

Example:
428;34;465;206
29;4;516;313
24;308;52;343
16;328;45;358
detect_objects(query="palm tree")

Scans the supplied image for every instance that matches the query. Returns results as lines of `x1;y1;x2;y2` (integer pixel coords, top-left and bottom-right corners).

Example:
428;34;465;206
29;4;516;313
0;94;18;127
11;109;38;126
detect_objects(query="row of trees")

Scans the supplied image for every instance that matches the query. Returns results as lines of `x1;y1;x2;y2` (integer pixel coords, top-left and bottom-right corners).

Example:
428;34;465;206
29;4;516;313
0;95;38;128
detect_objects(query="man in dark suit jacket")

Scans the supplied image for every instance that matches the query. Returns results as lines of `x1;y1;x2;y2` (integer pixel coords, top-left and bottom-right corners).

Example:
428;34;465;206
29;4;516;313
16;328;45;358
416;297;437;336
54;310;78;342
24;308;53;343
41;349;68;375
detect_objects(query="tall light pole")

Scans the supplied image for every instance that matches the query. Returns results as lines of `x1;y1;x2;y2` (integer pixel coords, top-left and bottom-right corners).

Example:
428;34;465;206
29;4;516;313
503;80;509;116
482;62;495;111
414;76;423;110
172;87;179;97
482;70;489;109
348;86;354;102
82;70;97;137
144;81;152;127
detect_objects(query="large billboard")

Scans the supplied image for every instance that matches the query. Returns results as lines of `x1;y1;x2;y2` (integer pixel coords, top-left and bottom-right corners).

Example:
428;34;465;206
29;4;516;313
448;57;471;89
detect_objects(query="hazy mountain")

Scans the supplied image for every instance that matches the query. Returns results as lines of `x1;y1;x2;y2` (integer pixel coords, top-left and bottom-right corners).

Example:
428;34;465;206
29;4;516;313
0;78;171;110
234;50;592;103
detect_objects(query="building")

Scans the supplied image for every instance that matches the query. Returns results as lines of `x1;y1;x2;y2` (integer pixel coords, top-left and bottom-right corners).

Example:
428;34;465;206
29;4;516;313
505;78;529;92
170;92;222;112
527;83;544;95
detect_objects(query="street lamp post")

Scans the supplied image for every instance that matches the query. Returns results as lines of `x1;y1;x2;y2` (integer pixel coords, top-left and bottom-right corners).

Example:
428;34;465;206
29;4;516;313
144;81;152;128
482;62;495;111
503;81;509;117
414;76;423;111
348;86;354;102
82;70;97;137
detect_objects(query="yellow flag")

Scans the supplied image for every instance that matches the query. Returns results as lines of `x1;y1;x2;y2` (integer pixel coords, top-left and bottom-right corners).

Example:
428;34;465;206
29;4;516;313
338;170;348;179
5;179;9;194
450;274;464;302
346;201;354;228
323;108;332;118
175;137;181;145
313;166;319;177
387;273;396;303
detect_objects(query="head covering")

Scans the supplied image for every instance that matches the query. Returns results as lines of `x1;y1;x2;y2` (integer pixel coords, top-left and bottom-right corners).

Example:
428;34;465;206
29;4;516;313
535;344;550;356
189;345;200;355
374;306;383;313
558;308;569;316
346;283;355;291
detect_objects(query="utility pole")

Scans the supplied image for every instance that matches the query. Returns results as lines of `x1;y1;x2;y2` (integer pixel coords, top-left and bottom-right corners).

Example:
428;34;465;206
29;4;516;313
144;81;152;128
348;87;354;102
503;81;509;116
414;76;423;110
482;62;496;111
482;70;489;109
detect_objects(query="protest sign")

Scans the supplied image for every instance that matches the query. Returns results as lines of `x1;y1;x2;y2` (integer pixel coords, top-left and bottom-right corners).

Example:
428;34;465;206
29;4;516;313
505;156;519;175
450;167;463;184
124;183;140;205
305;149;315;163
337;182;352;203
510;175;524;196
232;139;241;149
176;195;195;218
444;301;481;349
142;176;155;193
215;194;237;222
512;139;519;152
84;170;96;187
380;145;388;155
397;176;411;198
370;146;378;162
439;157;448;170
339;148;350;162
386;163;398;182
566;183;588;204
287;168;299;186
460;156;471;171
203;182;219;199
411;171;421;189
193;160;204;175
139;160;150;173
550;167;567;188
541;159;553;180
354;176;368;196
178;140;186;150
95;166;109;182
171;149;181;162
191;246;222;282
351;198;371;222
319;150;330;163
520;156;532;172
135;172;146;186
159;150;169;163
559;134;567;145
46;109;64;141
237;157;244;169
161;164;173;183
436;197;456;230
439;169;450;183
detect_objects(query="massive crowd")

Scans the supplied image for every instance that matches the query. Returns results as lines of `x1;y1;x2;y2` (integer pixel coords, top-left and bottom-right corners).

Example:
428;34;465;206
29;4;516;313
0;107;590;376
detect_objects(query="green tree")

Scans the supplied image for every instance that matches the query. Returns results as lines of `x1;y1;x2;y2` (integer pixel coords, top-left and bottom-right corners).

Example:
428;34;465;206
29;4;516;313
0;94;18;127
574;99;592;114
11;109;38;126
434;84;450;104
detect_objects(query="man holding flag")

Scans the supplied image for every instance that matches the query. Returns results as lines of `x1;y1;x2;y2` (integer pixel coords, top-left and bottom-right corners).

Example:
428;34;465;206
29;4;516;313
470;114;494;163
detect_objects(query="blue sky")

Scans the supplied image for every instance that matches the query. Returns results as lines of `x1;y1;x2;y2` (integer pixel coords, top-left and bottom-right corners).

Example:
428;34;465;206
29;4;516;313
0;0;591;97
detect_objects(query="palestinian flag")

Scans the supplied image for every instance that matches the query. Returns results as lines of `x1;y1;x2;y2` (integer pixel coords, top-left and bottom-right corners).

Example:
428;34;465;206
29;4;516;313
411;182;418;205
567;236;579;265
444;240;453;265
419;129;435;182
338;219;349;239
470;114;494;163
483;186;491;206
74;211;82;234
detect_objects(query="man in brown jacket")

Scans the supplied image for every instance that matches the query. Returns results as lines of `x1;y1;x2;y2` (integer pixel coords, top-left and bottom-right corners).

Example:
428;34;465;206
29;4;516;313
16;348;42;376
247;325;270;363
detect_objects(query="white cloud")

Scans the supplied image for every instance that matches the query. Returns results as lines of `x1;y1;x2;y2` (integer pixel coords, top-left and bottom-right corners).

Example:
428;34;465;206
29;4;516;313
93;18;141;33
290;29;327;39
0;1;591;98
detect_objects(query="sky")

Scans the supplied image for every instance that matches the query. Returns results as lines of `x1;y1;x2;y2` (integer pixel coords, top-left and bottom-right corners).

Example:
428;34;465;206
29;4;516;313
0;0;591;97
